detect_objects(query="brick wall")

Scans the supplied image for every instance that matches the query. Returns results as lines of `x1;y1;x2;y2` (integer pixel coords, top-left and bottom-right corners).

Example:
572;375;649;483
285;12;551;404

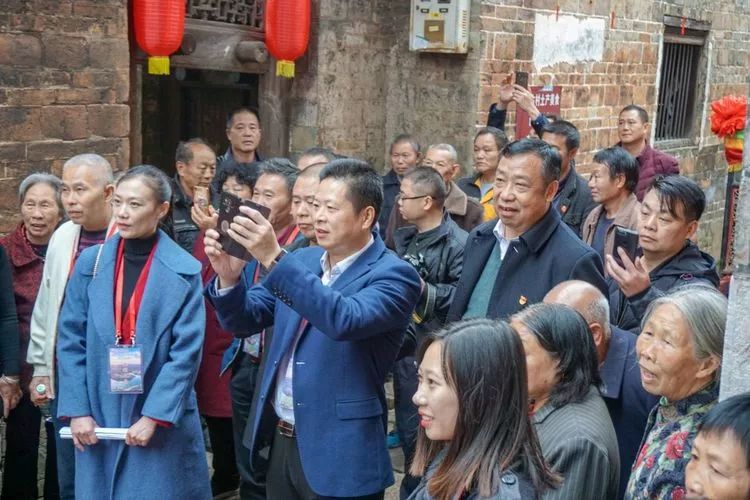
0;0;130;232
475;0;750;260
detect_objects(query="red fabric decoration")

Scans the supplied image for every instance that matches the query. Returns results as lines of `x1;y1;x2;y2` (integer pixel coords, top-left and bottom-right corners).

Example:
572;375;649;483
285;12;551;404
133;0;185;75
266;0;311;78
710;95;747;138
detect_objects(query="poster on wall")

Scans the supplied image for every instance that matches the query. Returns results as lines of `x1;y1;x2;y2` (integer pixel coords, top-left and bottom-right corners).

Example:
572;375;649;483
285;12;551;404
515;86;562;139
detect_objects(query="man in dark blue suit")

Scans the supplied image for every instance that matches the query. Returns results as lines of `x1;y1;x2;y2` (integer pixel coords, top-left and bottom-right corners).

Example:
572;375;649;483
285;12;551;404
204;159;421;499
544;280;659;500
446;138;607;322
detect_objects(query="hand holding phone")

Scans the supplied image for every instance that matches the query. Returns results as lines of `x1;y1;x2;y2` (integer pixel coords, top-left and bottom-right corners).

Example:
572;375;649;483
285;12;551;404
515;71;529;89
612;227;639;268
217;191;271;261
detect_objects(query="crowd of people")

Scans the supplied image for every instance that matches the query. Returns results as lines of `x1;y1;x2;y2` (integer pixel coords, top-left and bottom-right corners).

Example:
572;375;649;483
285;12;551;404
0;83;747;500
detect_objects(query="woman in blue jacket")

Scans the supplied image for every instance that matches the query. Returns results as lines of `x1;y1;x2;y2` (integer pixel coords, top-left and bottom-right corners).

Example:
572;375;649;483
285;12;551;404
56;165;210;499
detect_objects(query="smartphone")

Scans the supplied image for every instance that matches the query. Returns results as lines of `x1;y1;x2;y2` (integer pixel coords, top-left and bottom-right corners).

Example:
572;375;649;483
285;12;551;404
515;71;529;89
217;191;271;261
612;227;640;267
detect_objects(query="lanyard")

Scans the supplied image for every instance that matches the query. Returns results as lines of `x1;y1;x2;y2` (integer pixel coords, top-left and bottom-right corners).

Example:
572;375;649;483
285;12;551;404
68;224;118;276
113;239;157;346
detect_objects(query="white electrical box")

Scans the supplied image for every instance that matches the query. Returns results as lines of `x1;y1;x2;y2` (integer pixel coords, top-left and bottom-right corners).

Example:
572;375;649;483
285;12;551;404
409;0;470;54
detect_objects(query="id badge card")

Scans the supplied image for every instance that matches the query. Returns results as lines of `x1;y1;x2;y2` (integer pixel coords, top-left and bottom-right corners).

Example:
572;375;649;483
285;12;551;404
242;334;261;358
108;345;144;394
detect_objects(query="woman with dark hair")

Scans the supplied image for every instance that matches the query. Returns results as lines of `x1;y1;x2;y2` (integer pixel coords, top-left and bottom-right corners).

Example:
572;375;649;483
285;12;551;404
211;158;260;199
409;318;560;499
511;303;620;500
56;165;211;499
685;392;750;499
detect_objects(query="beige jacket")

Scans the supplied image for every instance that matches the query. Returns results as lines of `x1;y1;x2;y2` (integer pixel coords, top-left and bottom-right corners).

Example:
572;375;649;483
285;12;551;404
27;220;114;386
581;193;641;259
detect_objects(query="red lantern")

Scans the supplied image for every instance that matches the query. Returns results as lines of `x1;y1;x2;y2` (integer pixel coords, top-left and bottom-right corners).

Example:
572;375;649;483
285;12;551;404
265;0;311;78
133;0;185;75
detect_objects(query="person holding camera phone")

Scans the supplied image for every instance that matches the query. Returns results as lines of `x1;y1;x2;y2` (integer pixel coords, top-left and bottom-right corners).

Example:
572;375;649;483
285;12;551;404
582;147;641;264
606;176;720;332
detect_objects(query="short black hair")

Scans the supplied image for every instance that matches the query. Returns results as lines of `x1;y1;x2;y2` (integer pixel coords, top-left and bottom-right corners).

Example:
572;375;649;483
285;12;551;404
593;146;639;193
257;158;298;194
647;175;705;222
620;104;649;124
474;126;508;151
226;106;261;129
512;303;601;408
300;146;336;162
697;393;750;465
175;138;213;164
541;120;580;151
212;159;260;194
501;138;562;186
390;134;421;154
403;166;447;207
320;159;383;227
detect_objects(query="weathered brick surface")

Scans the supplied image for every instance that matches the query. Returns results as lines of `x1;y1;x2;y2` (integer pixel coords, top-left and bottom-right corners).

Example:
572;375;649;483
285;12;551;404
472;0;750;259
0;0;129;233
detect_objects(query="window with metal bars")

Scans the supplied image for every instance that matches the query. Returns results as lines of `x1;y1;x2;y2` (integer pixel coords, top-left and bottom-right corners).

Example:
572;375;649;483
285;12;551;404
655;28;706;141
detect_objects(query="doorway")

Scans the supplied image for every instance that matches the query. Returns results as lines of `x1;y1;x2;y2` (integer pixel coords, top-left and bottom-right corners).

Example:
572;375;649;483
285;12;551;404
141;69;259;175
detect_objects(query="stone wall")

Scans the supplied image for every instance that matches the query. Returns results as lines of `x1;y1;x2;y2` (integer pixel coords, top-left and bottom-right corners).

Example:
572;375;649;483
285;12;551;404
0;0;130;232
288;0;482;170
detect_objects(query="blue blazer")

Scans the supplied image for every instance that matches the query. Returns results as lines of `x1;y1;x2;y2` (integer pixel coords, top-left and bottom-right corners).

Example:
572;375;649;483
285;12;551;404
56;232;210;500
207;235;421;497
219;259;261;374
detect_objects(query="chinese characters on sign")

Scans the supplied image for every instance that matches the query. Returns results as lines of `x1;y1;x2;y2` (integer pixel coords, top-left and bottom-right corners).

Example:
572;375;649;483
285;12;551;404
515;86;563;139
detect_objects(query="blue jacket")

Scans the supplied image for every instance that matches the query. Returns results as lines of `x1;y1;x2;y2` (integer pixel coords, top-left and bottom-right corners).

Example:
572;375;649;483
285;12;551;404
219;258;261;374
600;327;660;500
447;208;607;321
56;232;210;500
207;235;420;497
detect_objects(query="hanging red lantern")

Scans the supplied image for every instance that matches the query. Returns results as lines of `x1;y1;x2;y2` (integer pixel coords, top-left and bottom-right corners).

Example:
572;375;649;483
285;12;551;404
133;0;185;76
265;0;311;78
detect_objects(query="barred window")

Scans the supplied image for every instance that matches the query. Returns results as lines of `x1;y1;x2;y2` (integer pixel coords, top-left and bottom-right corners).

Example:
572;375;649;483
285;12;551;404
187;0;264;30
655;24;707;140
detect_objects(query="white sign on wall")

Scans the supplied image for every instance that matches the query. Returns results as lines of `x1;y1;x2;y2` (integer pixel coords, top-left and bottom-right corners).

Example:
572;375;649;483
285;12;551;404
533;13;606;69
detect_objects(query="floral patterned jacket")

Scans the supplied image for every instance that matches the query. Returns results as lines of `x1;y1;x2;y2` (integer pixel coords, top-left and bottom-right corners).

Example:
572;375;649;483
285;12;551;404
625;383;719;499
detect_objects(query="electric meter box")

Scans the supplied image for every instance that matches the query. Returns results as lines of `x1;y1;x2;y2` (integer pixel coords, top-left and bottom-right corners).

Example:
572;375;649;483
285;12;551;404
409;0;470;54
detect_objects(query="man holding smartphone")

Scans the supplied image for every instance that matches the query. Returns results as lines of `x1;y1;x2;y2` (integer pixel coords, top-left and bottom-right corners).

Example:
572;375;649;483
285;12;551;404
606;176;719;332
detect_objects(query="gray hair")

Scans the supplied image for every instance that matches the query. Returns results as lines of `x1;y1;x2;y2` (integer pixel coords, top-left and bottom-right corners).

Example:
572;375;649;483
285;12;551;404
62;154;114;186
585;292;611;341
641;285;727;363
427;143;458;163
18;173;64;212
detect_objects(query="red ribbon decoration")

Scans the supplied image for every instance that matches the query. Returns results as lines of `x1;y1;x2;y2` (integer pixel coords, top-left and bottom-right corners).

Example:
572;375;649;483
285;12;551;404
610;11;616;29
681;17;686;36
114;239;157;346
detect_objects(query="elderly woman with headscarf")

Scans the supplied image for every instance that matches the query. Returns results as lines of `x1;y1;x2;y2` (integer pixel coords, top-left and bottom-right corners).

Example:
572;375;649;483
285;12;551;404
625;286;727;499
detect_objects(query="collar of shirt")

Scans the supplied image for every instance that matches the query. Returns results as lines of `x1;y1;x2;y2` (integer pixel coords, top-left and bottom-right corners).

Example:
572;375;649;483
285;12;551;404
492;219;516;260
319;235;375;286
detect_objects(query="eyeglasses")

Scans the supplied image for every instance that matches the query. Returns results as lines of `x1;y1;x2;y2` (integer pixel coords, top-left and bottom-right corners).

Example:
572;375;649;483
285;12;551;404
398;194;430;201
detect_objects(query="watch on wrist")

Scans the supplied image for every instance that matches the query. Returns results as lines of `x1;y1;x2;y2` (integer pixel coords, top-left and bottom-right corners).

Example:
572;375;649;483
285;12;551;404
264;249;288;272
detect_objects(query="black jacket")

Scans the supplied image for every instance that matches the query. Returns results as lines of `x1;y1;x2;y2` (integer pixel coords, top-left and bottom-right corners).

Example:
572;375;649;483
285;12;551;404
556;163;596;237
378;169;400;232
446;208;607;322
169;176;201;254
609;241;720;332
486;104;594;236
394;213;468;331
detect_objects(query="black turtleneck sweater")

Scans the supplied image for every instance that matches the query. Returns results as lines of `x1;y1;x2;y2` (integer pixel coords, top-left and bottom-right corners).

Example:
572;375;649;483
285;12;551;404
120;233;158;315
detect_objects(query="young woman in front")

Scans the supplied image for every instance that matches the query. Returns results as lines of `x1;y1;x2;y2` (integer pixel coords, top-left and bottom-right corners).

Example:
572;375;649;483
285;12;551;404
56;165;211;499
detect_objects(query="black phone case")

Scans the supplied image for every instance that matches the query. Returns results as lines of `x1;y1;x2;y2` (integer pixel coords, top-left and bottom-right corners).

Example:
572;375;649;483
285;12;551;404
217;191;271;261
612;228;639;267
